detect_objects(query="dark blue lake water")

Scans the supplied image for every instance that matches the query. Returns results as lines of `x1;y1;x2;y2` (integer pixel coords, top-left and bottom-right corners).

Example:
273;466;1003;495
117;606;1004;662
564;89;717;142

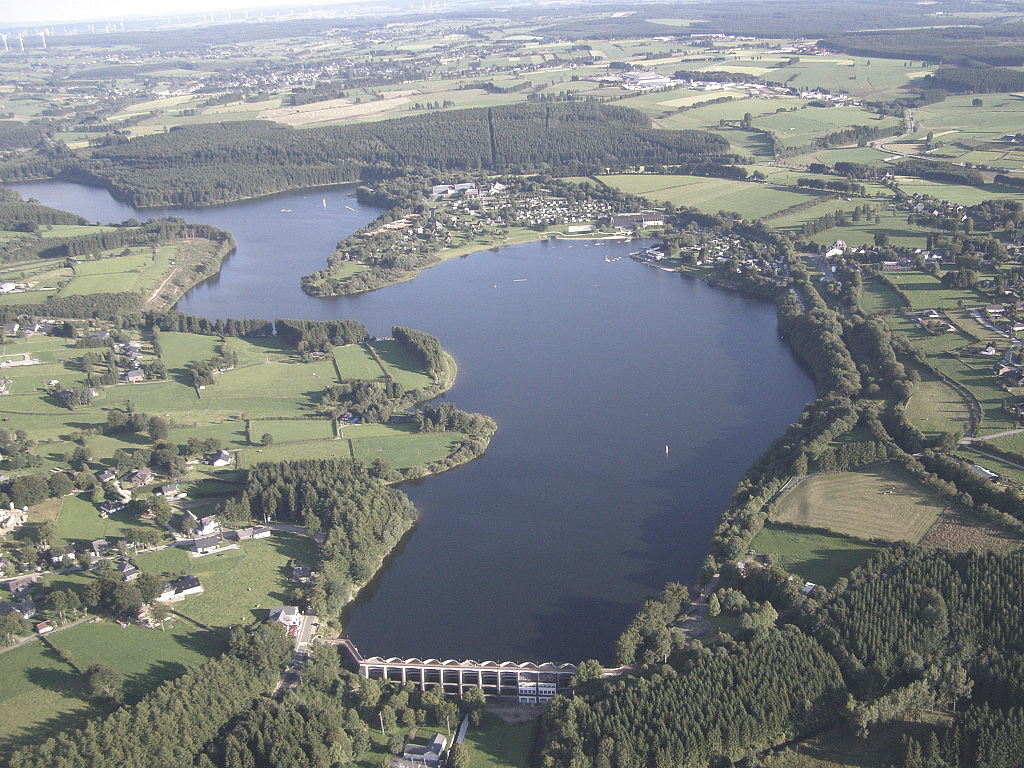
11;181;815;664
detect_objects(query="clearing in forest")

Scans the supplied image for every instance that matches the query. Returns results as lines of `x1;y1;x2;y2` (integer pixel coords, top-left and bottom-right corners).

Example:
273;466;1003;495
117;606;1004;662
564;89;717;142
771;464;946;542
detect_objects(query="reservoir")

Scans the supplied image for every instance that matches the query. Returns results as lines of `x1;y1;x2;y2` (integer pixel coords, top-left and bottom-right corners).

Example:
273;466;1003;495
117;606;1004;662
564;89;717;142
10;181;816;664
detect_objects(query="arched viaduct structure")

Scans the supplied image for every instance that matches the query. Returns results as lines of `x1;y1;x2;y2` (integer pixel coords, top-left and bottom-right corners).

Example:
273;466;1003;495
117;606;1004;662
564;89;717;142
337;639;578;704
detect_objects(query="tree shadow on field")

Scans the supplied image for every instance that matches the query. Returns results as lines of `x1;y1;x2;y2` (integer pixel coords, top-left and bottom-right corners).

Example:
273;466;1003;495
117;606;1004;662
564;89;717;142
24;660;88;701
123;659;188;704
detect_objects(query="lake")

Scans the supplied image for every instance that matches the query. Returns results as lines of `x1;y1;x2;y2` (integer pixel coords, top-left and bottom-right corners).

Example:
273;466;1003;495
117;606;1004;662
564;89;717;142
11;181;816;664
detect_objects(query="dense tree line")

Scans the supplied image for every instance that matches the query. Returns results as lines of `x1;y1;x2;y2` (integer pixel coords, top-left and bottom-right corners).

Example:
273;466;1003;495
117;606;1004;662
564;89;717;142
924;66;1024;94
541;628;847;768
832;161;882;180
0;187;86;227
320;379;403;423
822;27;1024;67
150;311;273;337
241;458;417;614
556;541;1024;768
0;208;233;265
392;326;444;381
3;103;733;207
415;402;496;436
0;121;48;151
994;173;1024;190
892;158;986;187
274;318;368;350
614;583;689;666
796;177;866;195
0;292;141;321
795;546;1024;766
7;624;292;768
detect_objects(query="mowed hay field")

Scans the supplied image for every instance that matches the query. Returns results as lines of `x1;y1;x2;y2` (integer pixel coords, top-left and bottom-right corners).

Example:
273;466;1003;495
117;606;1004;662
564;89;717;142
772;464;946;542
905;369;975;437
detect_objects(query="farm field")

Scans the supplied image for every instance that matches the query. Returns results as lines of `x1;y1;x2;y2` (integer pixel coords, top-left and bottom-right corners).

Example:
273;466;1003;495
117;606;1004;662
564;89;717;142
748;524;884;587
985;432;1024;454
773;207;936;249
881;271;982;310
884;315;1018;435
893;178;1024;207
904;368;975;438
859;277;907;314
912;93;1024;155
348;426;463;469
0;636;95;755
756;106;901;151
44;620;222;702
770;464;947;543
595;174;829;219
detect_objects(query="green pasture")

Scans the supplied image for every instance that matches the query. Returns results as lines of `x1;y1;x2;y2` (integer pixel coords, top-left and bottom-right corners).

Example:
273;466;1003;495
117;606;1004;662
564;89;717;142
372;340;435;391
200;360;331;417
348;425;462;469
0;334;81;364
884;315;1016;434
883;271;981;310
893;178;1024;207
948;310;1007;347
158;332;222;373
755;106;900;150
180;466;246;499
333;343;386;380
787;145;892;168
463;715;536;768
986;433;1024;454
100;378;209;415
46;620;221;701
54;495;164;547
779;55;927;100
38;225;120;238
749;524;885;586
0;638;94;755
247;418;335;444
224;336;293;367
859;277;906;314
905;367;975;437
661;95;785;123
0;362;87;399
774;202;934;248
0;406;86;447
771;464;946;543
172;420;251;450
596;174;828;219
913;93;1024;145
134;532;317;629
237;439;353;466
954;448;1024;486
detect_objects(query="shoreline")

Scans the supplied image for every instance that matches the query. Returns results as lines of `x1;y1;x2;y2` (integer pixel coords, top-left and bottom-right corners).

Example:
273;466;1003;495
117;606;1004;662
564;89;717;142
306;228;650;298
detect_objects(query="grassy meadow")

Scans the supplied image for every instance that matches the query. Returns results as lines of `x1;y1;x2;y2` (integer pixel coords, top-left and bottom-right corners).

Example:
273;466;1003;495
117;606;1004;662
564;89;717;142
770;464;947;543
748;524;884;587
133;532;317;630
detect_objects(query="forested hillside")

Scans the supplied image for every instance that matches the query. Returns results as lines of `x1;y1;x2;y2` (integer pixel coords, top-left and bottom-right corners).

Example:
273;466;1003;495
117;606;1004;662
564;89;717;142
0;103;732;207
543;547;1024;768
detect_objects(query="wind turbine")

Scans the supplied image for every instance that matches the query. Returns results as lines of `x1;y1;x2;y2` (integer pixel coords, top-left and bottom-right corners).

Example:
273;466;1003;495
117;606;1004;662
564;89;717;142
0;34;7;52
17;34;24;52
39;32;45;49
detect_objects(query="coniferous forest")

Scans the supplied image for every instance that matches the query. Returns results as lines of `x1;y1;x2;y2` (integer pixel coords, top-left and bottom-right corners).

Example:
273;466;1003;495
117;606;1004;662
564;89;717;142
0;103;733;208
